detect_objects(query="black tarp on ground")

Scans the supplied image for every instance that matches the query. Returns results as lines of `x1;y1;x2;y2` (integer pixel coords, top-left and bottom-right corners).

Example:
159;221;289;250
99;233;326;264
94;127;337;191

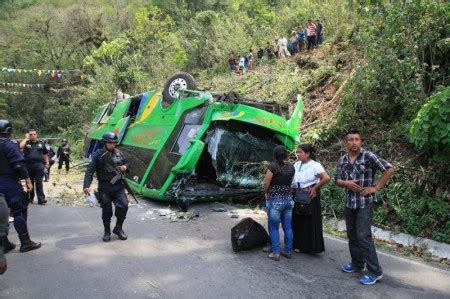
231;217;269;252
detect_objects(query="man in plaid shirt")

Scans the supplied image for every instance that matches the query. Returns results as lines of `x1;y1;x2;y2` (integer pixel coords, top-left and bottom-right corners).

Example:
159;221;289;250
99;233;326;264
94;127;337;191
336;129;394;285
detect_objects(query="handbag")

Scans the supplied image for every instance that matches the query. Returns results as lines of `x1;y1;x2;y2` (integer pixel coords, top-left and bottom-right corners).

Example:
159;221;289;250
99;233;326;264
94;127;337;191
293;162;313;215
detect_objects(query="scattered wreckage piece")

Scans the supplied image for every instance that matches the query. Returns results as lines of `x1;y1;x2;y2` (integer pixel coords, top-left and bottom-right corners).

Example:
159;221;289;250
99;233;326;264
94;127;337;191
84;73;304;211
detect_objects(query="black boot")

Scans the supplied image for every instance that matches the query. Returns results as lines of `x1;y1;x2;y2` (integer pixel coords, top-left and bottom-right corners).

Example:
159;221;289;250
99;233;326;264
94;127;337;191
113;225;128;240
102;220;111;242
1;236;16;254
19;233;41;252
113;217;127;240
113;207;128;240
113;225;127;240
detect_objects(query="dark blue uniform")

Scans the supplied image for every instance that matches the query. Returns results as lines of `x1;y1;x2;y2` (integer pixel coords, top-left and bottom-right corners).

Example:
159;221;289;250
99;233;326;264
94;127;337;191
43;141;55;181
83;148;129;231
57;142;71;172
0;137;30;235
23;140;48;203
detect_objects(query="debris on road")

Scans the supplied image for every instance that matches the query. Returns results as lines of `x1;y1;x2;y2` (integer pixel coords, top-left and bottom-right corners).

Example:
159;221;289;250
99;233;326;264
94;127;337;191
231;217;269;252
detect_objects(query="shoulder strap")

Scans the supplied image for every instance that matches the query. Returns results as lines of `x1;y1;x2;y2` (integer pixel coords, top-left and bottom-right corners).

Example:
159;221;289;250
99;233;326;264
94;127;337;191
296;162;303;189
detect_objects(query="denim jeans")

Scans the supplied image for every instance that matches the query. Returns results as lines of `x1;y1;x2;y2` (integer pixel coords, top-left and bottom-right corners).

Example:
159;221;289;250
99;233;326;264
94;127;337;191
345;205;383;276
268;198;294;255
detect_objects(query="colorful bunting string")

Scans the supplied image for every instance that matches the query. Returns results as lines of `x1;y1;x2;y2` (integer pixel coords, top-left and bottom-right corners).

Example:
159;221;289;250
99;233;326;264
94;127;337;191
1;67;90;80
2;82;45;89
0;90;24;94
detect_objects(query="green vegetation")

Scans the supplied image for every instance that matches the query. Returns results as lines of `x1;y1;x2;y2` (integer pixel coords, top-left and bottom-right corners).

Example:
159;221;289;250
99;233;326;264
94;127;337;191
0;0;448;242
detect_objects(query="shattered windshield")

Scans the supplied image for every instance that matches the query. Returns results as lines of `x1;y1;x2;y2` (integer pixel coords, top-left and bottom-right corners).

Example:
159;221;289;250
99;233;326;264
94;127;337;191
206;128;275;188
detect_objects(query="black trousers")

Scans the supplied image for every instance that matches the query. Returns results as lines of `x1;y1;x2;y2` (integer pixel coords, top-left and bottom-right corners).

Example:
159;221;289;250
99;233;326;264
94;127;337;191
98;182;129;225
345;205;382;276
27;164;45;203
307;35;316;50
58;157;70;172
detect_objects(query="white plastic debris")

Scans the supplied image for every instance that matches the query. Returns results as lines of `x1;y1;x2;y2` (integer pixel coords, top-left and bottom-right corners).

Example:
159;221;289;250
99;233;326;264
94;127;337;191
86;192;97;206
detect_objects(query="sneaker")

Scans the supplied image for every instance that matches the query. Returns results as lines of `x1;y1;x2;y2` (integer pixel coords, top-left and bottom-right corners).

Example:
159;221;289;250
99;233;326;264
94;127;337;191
268;253;280;261
341;263;366;273
360;274;383;285
341;264;357;273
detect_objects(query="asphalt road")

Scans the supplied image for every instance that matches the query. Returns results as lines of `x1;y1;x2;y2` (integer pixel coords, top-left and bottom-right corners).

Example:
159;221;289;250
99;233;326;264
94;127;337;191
1;200;449;298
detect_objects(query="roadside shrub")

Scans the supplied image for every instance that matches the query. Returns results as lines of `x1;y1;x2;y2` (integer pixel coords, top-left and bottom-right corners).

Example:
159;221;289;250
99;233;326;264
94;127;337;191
321;169;345;219
378;172;450;243
409;87;450;151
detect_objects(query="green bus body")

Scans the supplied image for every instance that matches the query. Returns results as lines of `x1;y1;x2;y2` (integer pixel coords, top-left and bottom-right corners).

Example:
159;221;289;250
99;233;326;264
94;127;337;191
85;89;303;205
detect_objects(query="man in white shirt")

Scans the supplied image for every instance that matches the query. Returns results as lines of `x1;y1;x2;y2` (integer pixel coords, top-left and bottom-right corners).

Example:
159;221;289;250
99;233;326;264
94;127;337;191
277;36;291;57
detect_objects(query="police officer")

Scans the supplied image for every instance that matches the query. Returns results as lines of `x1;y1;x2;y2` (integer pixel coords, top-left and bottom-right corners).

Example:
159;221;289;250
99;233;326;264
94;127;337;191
57;138;71;173
0;193;9;274
83;132;129;242
0;120;41;253
20;129;49;204
42;139;56;182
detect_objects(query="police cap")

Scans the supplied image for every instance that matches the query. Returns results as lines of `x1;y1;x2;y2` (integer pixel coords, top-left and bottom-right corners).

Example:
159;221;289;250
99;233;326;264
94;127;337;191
101;132;118;143
0;119;12;134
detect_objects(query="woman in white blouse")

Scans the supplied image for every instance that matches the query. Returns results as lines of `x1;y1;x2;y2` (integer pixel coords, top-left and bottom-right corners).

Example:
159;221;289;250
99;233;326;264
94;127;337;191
291;144;330;254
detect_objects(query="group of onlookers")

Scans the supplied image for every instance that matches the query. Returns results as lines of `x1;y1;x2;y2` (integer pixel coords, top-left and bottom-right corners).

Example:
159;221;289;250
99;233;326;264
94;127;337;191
227;19;323;73
263;19;323;59
262;129;395;286
228;50;254;74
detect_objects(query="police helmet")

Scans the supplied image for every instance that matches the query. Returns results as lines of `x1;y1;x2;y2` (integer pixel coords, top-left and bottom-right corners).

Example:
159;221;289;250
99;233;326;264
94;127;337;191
0;119;12;135
101;132;118;143
62;138;67;143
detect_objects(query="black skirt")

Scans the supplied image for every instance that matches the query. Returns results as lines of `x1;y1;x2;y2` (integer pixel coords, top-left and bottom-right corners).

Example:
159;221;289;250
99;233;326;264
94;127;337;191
292;192;325;254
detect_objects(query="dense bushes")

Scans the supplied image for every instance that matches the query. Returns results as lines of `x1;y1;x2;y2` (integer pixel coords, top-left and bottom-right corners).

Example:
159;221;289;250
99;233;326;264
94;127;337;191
409;87;450;151
321;169;450;243
314;1;449;243
377;172;450;243
330;1;449;139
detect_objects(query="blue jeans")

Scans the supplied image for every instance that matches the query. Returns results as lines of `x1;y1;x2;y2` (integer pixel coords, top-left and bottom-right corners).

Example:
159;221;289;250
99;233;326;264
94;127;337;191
268;198;294;255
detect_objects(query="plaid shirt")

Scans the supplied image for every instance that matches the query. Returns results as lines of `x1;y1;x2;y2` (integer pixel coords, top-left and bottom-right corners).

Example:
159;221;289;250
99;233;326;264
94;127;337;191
336;149;393;209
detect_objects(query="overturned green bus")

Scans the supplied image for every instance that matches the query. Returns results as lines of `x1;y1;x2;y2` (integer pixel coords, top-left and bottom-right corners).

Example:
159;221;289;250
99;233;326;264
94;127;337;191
85;73;304;210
